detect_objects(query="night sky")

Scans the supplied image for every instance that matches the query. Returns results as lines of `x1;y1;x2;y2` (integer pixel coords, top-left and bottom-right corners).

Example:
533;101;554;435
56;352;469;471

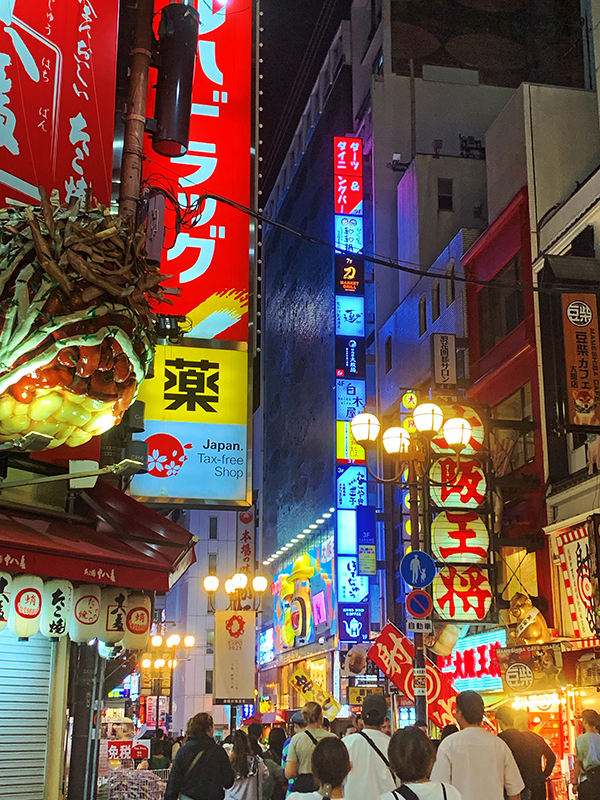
259;0;351;199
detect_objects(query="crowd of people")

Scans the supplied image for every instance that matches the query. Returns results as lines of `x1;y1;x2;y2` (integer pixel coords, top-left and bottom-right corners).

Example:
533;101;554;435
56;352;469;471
160;690;600;800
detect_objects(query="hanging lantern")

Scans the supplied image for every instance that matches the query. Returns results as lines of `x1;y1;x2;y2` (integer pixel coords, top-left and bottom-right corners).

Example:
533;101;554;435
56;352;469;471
8;574;43;639
70;584;102;642
432;565;492;622
121;594;152;651
40;579;74;639
0;571;11;632
429;457;486;510
431;511;489;564
430;404;485;455
99;587;128;645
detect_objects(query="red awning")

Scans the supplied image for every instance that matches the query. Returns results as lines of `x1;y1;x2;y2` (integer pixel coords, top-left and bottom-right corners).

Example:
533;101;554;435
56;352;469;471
0;480;196;591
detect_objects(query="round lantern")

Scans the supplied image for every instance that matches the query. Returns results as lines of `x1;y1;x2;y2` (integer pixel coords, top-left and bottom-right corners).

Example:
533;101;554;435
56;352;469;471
430;404;485;456
431;511;489;564
429;457;486;509
41;579;74;639
70;584;102;642
8;574;43;639
121;594;152;651
0;571;11;632
432;565;492;622
99;587;128;645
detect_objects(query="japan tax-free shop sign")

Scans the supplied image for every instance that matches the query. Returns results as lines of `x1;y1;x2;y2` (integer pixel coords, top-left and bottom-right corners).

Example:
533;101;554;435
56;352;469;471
130;343;248;504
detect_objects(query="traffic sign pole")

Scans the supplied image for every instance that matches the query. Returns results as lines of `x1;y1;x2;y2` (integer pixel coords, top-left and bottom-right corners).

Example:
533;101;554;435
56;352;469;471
408;457;427;726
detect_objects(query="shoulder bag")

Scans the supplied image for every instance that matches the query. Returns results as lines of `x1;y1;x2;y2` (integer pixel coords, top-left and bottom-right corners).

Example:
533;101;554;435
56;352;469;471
393;785;447;800
358;730;391;768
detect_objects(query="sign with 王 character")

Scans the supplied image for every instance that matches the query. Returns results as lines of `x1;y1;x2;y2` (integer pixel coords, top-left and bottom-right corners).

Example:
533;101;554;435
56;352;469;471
130;343;248;504
561;294;600;429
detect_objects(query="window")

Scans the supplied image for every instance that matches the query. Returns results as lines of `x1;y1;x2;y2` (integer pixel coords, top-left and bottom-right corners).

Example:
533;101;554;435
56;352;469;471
385;336;392;373
477;253;524;356
438;179;453;211
491;383;535;471
418;296;427;337
209;517;218;539
446;262;455;307
208;553;217;575
432;282;440;322
372;47;384;76
205;669;213;695
206;629;214;654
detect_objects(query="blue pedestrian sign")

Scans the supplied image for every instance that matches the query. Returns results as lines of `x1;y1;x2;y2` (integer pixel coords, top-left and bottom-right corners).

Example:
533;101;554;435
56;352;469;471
400;551;437;589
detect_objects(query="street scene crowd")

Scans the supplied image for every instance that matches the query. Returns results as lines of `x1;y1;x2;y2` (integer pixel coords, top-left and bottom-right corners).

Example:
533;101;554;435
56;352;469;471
157;691;600;800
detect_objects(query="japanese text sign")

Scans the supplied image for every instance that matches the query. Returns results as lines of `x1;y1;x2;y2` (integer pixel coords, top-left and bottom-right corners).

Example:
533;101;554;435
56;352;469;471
0;0;118;207
213;610;256;704
368;623;456;729
145;0;252;341
236;507;255;575
356;505;376;576
561;294;600;428
440;628;506;692
432;511;489;564
555;524;594;638
335;254;364;295
432;565;492;621
432;333;457;388
289;666;342;721
496;642;565;696
130;343;248;504
429;457;486;509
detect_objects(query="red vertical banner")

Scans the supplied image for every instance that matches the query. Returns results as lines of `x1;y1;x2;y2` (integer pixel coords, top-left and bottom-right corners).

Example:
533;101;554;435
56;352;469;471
144;0;252;342
0;0;119;206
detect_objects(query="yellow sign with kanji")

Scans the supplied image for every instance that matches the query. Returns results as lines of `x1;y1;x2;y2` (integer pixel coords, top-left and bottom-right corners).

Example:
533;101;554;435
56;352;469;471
336;421;365;462
289;667;342;721
348;685;384;705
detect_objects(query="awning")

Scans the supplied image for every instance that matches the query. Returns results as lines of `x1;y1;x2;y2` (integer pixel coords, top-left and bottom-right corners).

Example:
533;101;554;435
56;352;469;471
0;480;196;591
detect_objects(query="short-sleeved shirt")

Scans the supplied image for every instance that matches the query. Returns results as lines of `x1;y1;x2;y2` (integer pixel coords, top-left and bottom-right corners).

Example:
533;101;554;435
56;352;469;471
344;730;397;800
287;728;335;774
380;783;463;800
576;732;600;780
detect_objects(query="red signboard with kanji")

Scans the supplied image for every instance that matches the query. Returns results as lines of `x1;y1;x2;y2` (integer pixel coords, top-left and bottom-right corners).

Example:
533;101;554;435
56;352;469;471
144;0;252;342
368;622;456;729
0;0;118;207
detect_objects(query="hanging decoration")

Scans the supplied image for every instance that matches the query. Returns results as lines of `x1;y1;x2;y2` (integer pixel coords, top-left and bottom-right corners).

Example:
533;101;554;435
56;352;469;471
0;571;11;633
431;511;489;564
121;594;152;650
41;579;74;639
70;583;102;642
433;565;492;622
100;587;128;645
8;574;43;639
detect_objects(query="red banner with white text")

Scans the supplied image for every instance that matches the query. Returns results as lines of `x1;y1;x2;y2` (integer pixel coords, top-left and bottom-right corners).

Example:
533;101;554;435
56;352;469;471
0;0;118;207
368;622;457;729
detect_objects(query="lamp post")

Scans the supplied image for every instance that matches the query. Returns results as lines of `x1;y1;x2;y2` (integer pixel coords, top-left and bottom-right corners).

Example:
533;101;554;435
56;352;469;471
141;630;196;736
202;571;269;613
350;402;472;725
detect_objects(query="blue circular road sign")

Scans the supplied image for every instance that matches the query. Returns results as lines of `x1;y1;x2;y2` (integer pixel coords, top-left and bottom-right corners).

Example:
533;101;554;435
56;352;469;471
406;589;433;619
400;551;437;589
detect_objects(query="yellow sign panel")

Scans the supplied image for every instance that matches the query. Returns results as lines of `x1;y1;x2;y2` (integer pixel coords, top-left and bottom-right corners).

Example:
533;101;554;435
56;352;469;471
348;685;384;705
336;421;365;462
289;667;342;721
137;344;247;426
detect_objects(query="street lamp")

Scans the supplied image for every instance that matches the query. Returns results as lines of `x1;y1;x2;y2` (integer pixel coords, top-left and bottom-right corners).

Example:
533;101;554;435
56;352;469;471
350;402;471;724
203;569;269;612
142;626;195;735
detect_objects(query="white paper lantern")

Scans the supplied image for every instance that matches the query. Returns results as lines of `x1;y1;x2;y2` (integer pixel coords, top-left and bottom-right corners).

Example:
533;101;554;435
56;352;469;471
121;594;152;651
429;457;487;510
99;587;128;645
70;584;102;642
432;565;492;622
41;579;74;639
8;574;43;639
431;511;489;564
0;572;11;632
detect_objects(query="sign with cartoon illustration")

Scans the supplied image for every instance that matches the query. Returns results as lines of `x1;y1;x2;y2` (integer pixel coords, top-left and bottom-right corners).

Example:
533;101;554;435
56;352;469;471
561;293;600;429
496;642;565;696
272;541;336;654
130;343;248;504
339;603;369;643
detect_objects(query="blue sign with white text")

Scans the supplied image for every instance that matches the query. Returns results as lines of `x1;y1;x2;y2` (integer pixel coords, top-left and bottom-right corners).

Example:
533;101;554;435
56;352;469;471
400;551;437;588
338;603;370;642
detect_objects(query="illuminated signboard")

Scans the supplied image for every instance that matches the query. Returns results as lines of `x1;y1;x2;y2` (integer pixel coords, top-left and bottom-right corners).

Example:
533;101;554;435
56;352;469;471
337;557;369;603
335;215;364;253
336;296;366;337
335;337;366;379
429;457;487;509
432;511;489;564
336;465;368;509
336;379;367;421
432;565;492;621
440;629;507;692
339;604;370;643
336;422;366;463
0;1;119;207
258;628;275;665
335;254;364;295
144;0;253;342
130;344;248;504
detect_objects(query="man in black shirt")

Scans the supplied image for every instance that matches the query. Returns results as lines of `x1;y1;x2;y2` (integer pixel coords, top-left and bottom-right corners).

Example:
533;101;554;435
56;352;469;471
496;706;556;800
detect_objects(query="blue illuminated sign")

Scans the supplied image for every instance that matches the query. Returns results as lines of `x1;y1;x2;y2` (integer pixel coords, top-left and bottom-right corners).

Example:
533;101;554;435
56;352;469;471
336;379;366;421
258;628;275;665
336;465;368;509
335;214;364;253
336;296;365;337
339;604;370;642
337;509;357;554
337;556;369;603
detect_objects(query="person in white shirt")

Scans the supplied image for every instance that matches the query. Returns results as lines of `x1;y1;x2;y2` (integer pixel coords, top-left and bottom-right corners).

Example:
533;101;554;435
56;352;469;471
343;693;397;800
379;726;463;800
430;690;524;800
287;736;351;800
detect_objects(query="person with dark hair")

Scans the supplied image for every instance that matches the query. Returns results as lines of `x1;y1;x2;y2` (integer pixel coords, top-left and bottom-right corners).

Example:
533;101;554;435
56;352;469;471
322;717;331;731
263;727;287;800
225;730;269;800
440;725;458;741
381;717;392;737
379;726;463;800
148;739;171;770
285;703;336;793
344;694;397;800
266;727;287;765
165;713;235;800
287;737;352;800
414;720;428;735
248;722;266;756
430;691;524;800
573;709;600;799
342;723;357;738
495;706;555;800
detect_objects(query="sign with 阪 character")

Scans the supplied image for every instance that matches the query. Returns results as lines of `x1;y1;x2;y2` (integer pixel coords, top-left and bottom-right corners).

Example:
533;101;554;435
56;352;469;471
561;294;600;429
289;666;342;721
131;344;248;505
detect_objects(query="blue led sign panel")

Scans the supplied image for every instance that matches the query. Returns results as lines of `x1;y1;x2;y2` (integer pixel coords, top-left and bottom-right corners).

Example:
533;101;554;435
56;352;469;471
336;379;366;421
335;215;363;253
336;296;365;338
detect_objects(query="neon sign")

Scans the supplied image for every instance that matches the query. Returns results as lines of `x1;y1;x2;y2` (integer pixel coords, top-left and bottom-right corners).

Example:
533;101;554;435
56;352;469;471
440;629;507;692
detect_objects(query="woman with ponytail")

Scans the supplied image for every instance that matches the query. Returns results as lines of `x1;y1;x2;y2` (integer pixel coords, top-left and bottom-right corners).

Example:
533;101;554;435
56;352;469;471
573;709;600;800
225;730;269;800
287;737;351;800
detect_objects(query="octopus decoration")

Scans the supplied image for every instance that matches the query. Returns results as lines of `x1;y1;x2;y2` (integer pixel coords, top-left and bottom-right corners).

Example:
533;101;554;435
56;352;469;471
0;189;163;450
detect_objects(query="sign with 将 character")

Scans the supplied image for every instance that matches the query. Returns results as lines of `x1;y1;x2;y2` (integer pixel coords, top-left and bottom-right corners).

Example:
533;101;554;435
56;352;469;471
131;343;249;505
561;293;600;429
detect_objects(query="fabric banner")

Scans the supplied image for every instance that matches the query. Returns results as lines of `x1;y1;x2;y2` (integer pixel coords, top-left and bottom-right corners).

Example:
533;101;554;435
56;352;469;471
555;524;594;638
214;609;255;704
289;666;341;721
368;622;456;729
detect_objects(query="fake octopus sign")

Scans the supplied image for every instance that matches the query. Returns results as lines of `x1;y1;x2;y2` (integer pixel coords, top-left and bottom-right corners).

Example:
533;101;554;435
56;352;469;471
368;622;457;729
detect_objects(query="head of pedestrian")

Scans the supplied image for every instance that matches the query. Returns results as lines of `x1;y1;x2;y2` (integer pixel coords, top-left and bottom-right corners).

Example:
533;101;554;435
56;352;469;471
310;735;352;799
455;690;485;730
322;716;331;731
291;710;306;733
495;706;516;732
361;693;388;729
440;723;459;741
343;723;357;738
231;729;254;777
513;709;529;732
302;701;323;728
186;712;214;739
414;719;428;735
381;716;392;736
388;726;436;784
581;709;600;733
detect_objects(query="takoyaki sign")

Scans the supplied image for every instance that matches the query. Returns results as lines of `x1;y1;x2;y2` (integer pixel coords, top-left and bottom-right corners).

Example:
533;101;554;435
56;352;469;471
130;343;248;505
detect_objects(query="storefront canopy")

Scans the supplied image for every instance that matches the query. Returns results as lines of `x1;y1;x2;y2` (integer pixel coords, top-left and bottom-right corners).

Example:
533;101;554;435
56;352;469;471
0;480;196;591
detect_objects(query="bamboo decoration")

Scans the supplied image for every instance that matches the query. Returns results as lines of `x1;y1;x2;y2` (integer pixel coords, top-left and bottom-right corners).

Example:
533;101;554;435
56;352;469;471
0;189;163;450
